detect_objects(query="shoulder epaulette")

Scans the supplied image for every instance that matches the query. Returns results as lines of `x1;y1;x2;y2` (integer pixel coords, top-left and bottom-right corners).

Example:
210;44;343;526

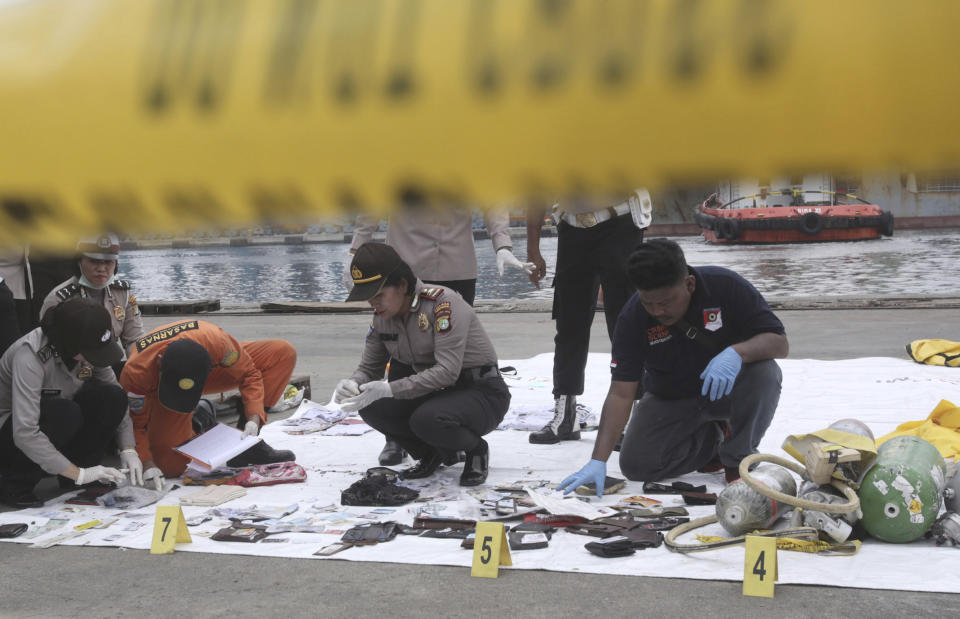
419;287;443;300
55;283;81;301
109;279;130;290
37;344;55;363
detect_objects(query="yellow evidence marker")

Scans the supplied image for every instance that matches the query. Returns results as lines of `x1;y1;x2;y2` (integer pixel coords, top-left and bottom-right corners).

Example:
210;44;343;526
150;505;192;555
471;521;512;578
743;535;777;598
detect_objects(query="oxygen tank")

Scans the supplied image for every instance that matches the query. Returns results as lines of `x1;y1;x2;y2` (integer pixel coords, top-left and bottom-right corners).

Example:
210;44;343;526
859;436;947;543
716;463;797;536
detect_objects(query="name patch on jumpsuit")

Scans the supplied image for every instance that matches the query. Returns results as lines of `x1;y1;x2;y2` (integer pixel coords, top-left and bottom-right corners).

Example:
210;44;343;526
135;321;199;352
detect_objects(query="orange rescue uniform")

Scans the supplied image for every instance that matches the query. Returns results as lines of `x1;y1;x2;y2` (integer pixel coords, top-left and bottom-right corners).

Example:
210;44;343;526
119;320;296;475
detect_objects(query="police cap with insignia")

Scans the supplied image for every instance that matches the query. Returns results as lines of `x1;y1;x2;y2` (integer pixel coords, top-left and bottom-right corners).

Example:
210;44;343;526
158;340;213;413
346;242;406;302
76;233;121;260
43;299;124;368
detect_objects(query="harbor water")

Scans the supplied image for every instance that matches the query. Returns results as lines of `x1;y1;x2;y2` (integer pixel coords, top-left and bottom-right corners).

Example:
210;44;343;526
119;229;959;304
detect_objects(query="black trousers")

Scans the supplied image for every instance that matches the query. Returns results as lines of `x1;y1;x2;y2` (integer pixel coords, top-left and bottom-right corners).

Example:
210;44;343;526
361;363;510;461
0;281;21;357
424;278;475;307
552;215;643;397
0;382;127;491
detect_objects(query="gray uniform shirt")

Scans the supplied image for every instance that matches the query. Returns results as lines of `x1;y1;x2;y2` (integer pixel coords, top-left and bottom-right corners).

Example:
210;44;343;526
350;281;499;399
350;207;512;281
40;276;145;355
0;329;135;475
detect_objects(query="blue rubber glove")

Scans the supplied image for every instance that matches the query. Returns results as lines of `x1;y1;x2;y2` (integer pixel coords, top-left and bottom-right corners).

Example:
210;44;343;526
557;459;607;498
700;346;743;401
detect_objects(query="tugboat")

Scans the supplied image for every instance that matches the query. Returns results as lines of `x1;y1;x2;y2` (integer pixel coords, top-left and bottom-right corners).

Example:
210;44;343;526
695;187;894;244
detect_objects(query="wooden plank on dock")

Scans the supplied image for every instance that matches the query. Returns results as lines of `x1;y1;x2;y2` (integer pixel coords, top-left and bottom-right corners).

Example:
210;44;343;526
260;301;370;313
138;299;221;315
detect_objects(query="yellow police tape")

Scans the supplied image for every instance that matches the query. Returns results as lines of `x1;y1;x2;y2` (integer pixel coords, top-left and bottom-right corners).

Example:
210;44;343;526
1;0;959;250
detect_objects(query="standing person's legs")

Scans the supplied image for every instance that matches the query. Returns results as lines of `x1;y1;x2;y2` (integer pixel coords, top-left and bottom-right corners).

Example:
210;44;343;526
551;224;597;399
240;340;297;408
595;218;644;341
423;279;476;306
0;280;21;356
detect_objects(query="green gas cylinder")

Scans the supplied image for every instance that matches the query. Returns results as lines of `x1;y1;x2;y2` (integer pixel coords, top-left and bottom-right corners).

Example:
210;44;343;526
859;436;947;543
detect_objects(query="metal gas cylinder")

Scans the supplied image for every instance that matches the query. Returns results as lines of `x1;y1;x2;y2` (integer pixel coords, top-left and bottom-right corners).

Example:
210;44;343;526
716;463;797;536
859;436;947;543
827;418;877;482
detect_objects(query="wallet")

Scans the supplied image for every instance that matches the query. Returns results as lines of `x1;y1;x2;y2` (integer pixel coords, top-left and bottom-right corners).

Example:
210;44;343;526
508;530;550;550
341;522;398;545
211;525;268;543
682;491;718;505
585;536;635;558
412;515;476;531
0;523;28;538
642;481;707;494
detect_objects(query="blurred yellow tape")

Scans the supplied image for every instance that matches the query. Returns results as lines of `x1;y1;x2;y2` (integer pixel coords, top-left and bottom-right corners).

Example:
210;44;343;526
1;0;959;250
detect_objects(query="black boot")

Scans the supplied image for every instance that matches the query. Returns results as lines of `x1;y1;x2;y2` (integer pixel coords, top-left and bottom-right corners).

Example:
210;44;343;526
0;483;43;509
192;398;217;435
459;439;489;487
378;437;406;466
529;395;581;444
400;452;443;480
226;440;295;467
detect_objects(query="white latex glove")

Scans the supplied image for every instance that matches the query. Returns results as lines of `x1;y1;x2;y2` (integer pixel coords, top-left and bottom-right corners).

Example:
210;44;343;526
76;465;126;486
496;247;536;277
119;448;143;486
340;380;392;413
334;378;360;404
343;252;355;290
142;467;165;491
241;419;260;438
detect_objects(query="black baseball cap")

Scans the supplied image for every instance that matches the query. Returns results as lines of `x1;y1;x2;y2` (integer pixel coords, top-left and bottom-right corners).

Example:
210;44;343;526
345;242;406;302
158;340;213;413
50;299;124;367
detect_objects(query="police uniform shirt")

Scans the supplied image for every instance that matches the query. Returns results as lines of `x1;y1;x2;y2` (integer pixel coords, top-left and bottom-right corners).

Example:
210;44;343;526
40;276;145;354
0;329;134;475
610;266;785;399
351;207;512;282
350;280;499;399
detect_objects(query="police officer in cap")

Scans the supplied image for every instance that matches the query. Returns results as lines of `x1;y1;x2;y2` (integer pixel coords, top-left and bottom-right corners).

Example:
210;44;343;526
0;299;141;508
335;242;511;486
40;234;145;373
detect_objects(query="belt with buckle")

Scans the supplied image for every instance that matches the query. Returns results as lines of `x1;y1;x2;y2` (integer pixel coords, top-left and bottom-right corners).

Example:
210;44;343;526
557;200;631;229
458;365;500;383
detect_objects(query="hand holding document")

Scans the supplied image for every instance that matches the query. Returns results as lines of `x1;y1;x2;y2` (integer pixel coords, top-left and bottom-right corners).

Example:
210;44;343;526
174;423;260;473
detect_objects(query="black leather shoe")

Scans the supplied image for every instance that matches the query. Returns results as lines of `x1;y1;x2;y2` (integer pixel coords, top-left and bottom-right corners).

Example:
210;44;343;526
400;453;443;480
459;439;489;487
192;398;218;435
378;437;406;466
226;440;295;467
0;485;44;509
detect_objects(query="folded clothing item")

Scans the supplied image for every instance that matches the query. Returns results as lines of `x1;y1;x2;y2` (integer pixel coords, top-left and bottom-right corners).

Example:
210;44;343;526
180;485;248;506
229;462;307;487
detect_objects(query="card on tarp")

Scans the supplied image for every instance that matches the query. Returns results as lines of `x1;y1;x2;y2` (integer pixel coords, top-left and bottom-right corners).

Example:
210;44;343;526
150;505;192;554
471;521;512;578
743;535;777;598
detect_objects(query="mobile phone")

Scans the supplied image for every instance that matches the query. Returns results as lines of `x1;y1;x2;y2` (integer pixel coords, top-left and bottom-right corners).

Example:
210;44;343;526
575;476;626;495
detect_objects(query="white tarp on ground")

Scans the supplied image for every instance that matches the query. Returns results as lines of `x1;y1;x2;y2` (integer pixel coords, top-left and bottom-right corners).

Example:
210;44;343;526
2;355;959;593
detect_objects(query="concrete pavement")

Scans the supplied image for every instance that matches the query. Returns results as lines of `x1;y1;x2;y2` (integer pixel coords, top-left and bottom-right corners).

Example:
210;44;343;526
2;306;960;618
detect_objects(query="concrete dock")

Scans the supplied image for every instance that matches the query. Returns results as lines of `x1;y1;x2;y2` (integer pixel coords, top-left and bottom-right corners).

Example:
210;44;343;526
2;306;960;618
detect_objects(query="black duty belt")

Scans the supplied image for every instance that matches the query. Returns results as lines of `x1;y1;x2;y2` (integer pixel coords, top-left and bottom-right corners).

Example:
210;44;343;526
458;365;500;383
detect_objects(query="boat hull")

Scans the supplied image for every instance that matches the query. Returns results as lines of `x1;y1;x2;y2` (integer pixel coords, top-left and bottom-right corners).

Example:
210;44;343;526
695;204;894;244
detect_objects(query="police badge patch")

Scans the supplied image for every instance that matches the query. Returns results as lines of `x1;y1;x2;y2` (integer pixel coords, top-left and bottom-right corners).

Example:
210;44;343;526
418;313;429;331
114;305;125;321
77;364;94;380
